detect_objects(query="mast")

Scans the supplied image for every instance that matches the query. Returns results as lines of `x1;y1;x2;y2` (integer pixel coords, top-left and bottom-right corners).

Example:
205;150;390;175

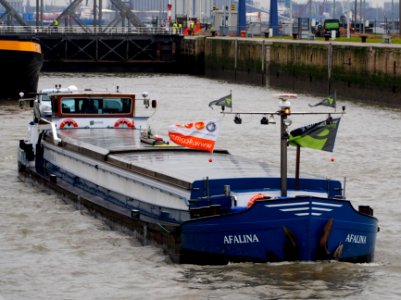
279;96;292;197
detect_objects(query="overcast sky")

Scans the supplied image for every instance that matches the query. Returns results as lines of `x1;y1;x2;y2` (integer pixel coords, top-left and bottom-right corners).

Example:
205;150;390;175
293;0;385;8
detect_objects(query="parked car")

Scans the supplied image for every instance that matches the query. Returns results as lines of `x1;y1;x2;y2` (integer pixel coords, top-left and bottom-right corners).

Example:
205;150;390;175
323;19;340;37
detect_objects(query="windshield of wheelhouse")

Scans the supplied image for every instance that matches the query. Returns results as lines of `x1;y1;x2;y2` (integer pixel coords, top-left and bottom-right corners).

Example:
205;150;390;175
60;97;133;115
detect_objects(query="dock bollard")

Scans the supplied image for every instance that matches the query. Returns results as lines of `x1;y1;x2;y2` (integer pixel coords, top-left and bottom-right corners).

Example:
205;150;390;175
131;209;140;219
224;185;231;196
50;174;57;183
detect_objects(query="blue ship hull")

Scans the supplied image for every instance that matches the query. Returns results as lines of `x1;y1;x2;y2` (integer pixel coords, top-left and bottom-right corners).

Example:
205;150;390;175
181;197;378;264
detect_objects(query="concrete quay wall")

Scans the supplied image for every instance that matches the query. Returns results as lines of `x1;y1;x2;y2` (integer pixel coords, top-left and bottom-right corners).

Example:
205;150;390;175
182;37;401;106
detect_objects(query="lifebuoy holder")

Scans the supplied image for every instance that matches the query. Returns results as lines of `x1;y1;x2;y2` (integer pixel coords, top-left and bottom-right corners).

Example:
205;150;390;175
114;118;134;128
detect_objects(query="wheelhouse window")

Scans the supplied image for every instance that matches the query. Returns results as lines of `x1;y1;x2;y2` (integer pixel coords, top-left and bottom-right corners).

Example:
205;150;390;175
61;98;76;113
60;97;132;114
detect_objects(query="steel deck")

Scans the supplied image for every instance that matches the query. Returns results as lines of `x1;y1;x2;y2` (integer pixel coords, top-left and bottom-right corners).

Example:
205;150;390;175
56;128;279;189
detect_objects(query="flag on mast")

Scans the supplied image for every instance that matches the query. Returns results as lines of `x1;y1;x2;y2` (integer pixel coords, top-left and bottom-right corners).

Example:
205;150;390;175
168;120;221;153
288;117;341;152
208;92;232;110
309;92;336;108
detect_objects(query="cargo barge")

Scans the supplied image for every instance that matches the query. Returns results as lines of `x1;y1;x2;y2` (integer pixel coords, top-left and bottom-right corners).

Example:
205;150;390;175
17;87;378;264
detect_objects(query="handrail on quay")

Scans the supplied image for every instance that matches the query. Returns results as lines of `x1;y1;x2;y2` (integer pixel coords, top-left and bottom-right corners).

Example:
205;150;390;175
0;25;183;36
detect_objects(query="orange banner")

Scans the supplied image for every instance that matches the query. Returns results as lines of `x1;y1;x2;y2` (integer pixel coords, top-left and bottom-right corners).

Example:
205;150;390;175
168;120;221;153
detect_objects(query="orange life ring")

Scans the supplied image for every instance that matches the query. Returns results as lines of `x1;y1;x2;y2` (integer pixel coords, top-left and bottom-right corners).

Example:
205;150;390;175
59;118;78;129
114;118;134;128
247;193;267;207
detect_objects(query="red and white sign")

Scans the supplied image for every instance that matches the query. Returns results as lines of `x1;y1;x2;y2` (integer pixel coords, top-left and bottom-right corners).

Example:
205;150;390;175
168;120;221;153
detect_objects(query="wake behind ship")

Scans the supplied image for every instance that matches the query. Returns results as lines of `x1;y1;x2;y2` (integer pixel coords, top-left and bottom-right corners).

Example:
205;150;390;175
0;36;43;100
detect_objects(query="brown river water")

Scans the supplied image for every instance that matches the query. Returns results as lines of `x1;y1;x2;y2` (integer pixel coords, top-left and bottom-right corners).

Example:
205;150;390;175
0;73;400;299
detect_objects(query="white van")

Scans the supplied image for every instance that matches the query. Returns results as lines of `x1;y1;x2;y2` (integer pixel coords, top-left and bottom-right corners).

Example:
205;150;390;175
35;85;78;120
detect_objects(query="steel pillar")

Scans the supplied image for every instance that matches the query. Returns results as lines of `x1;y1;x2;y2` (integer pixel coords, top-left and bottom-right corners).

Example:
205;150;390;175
270;0;278;35
237;0;246;35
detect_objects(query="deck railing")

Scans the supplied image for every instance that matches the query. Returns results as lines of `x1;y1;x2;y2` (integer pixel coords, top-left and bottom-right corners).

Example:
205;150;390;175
0;25;183;36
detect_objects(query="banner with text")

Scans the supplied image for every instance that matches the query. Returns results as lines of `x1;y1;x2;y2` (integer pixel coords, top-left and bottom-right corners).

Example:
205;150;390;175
168;120;221;153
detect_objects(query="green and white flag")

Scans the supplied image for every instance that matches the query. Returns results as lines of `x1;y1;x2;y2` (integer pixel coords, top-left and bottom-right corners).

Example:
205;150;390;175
309;95;336;108
208;93;232;110
288;117;341;152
